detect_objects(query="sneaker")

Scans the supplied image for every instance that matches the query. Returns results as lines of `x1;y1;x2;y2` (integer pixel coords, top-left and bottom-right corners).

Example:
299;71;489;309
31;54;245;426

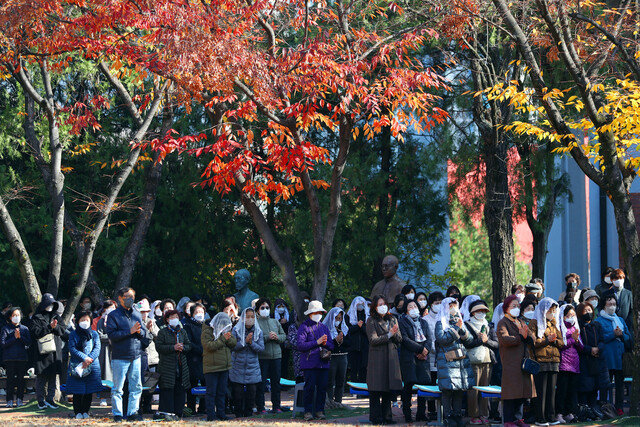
127;412;143;421
37;401;47;410
564;414;574;423
480;417;490;424
6;400;13;408
535;422;549;426
516;420;530;427
303;412;314;421
270;408;283;414
113;415;123;423
100;399;108;406
16;399;23;407
76;413;84;419
44;400;59;409
83;413;90;419
470;417;484;425
256;409;267;415
548;421;561;426
315;411;326;420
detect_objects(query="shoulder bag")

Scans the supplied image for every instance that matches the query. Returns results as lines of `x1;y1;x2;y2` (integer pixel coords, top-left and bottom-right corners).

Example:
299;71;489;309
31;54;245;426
520;321;539;375
37;333;56;355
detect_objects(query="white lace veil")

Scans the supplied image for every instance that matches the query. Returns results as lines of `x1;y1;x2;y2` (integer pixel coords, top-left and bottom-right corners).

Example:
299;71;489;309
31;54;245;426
233;307;263;347
210;312;233;339
323;307;348;340
347;296;369;326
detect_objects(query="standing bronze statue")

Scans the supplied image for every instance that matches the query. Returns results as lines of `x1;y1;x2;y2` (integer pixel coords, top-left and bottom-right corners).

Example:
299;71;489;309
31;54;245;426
371;255;406;305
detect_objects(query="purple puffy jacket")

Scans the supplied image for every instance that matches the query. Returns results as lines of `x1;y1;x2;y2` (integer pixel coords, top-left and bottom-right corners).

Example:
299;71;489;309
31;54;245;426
296;318;334;370
559;323;584;373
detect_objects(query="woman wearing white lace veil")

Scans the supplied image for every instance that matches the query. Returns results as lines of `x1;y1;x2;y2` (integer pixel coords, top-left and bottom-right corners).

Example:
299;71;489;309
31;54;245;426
346;296;369;384
460;295;481;323
202;313;236;421
323;307;349;404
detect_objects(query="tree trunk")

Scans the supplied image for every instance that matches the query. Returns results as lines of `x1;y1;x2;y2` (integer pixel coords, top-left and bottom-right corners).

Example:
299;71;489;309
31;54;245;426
371;124;393;286
0;196;42;310
530;229;548;279
483;133;516;306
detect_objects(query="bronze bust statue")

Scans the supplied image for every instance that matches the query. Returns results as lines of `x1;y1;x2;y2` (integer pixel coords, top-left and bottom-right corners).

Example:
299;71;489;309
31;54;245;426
233;269;260;311
370;255;406;305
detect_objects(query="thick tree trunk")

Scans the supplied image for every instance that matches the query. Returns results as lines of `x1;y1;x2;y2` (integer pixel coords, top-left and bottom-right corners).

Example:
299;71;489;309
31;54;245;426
371;124;394;286
483;133;516;306
530;229;548;279
0;196;42;310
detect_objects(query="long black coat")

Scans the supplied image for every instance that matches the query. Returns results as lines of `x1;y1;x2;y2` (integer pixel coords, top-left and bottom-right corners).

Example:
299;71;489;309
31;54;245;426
155;325;192;390
29;295;65;375
183;317;204;381
398;315;432;385
578;320;610;392
346;312;368;353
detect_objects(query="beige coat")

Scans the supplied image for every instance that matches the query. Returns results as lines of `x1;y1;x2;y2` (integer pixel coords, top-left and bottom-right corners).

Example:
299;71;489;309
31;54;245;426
497;316;536;400
366;315;403;392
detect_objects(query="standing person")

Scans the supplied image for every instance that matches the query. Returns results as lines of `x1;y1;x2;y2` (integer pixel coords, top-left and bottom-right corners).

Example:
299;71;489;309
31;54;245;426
184;303;207;415
230;307;264;417
497;294;536;427
464;300;498;425
255;298;286;413
202;313;236;422
95;300;116;406
286;309;305;384
399;300;432;422
528;297;563;426
595;290;631;414
423;291;444;421
435;297;474;427
156;299;176;329
66;311;102;419
323;307;349;405
580;290;600;319
346;296;369;384
555;305;583;423
1;307;31;408
594;267;614;298
136;299;159;414
273;299;293;378
366;294;402;425
559;273;582;305
106;287;151;422
576;302;609;418
297;301;334;421
607;269;633;330
401;285;416;302
415;292;429;317
520;297;538;326
30;293;65;410
155;310;192;420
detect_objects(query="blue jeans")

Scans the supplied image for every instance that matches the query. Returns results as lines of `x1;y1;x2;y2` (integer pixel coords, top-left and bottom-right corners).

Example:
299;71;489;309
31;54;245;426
111;357;143;417
205;371;228;420
303;368;328;414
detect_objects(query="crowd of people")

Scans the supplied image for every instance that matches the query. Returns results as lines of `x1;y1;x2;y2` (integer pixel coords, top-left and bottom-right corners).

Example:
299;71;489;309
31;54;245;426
0;266;634;426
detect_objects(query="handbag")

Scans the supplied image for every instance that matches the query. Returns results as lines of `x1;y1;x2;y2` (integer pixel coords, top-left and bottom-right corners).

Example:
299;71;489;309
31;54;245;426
521;338;539;375
445;348;465;362
309;326;332;361
37;333;56;355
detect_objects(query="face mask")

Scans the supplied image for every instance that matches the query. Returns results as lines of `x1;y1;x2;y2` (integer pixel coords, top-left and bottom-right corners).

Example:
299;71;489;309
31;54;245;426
581;312;593;322
406;292;415;300
431;304;441;314
11;315;20;325
194;313;205;322
567;281;577;288
123;297;134;309
418;300;427;309
509;308;520;318
588;299;598;309
546;311;556;321
245;318;255;327
377;305;388;316
564;316;576;326
474;312;486;321
449;306;459;315
613;279;624;288
45;305;53;312
605;305;616;315
259;308;270;317
334;320;342;328
356;304;364;311
168;318;180;328
277;307;285;314
523;311;535;319
311;314;322;323
78;320;91;330
409;308;420;319
82;303;91;310
516;293;525;303
604;276;612;284
155;308;162;317
303;299;310;304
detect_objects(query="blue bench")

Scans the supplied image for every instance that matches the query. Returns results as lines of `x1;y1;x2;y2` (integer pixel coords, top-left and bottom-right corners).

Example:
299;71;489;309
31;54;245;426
415;385;443;426
347;381;369;396
473;386;502;426
191;378;296;396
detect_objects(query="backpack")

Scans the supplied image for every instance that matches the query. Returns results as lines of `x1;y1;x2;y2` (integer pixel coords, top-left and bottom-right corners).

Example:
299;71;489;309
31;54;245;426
600;403;618;420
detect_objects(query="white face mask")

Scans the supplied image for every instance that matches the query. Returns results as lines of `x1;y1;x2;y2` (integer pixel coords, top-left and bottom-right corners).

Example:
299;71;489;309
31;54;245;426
45;305;53;312
612;279;624;288
409;308;420;319
277;307;285;314
194;313;205;322
168;318;180;328
546;311;556;321
431;303;441;314
509;308;520;318
376;305;388;316
588;299;598;309
605;305;616;315
523;311;535;319
311;314;322;323
417;300;427;309
81;303;92;310
473;312;486;321
259;308;270;318
245;318;255;327
604;276;612;284
78;320;91;330
565;316;576;325
516;293;525;303
11;315;20;325
356;304;364;311
449;306;459;315
155;308;162;317
334;320;342;328
406;292;415;300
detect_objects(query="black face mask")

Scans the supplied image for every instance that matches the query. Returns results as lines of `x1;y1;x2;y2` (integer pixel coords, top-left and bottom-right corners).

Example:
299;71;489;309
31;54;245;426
581;312;593;323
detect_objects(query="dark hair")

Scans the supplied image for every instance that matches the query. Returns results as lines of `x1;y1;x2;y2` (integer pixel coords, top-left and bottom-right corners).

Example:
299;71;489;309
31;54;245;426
255;297;271;311
163;309;180;320
565;273;581;285
446;285;461;297
575;303;590;319
116;287;134;298
370;294;389;319
520;297;537;313
76;310;93;322
428;291;445;306
562;304;575;317
401;284;416;295
511;284;524;294
602;267;614;281
221;299;237;310
332;298;347;308
6;307;22;321
189;303;205;317
600;291;618;310
101;300;116;314
394;294;407;314
160;298;176;311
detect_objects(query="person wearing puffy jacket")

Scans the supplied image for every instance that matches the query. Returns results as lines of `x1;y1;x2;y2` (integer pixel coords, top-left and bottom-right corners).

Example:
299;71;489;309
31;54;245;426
202;313;236;422
0;307;31;408
555;304;583;423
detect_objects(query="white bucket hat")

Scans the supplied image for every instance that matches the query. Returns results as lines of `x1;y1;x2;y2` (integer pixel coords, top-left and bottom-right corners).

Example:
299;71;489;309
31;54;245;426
136;299;151;312
304;300;326;315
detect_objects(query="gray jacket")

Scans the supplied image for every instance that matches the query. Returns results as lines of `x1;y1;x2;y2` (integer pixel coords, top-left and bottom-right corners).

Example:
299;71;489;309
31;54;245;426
229;326;264;384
